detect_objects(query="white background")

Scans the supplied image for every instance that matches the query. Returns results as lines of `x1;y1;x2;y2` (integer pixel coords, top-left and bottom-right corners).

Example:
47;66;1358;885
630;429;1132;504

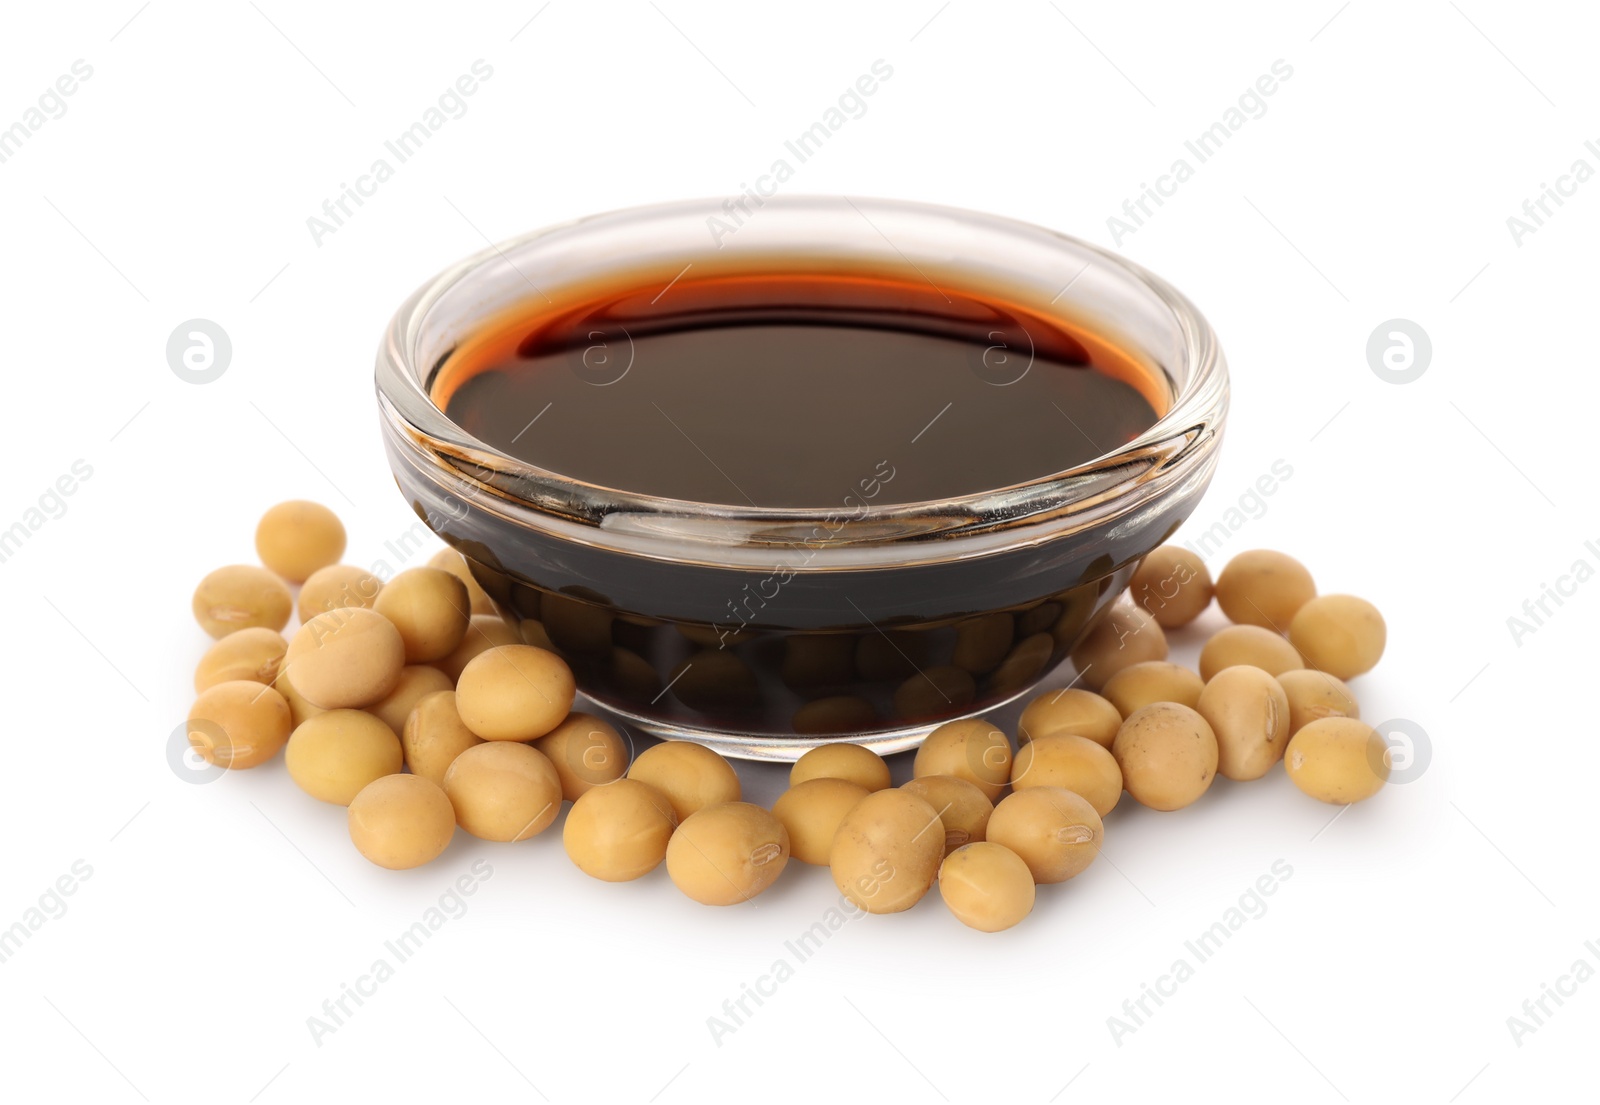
0;1;1591;1102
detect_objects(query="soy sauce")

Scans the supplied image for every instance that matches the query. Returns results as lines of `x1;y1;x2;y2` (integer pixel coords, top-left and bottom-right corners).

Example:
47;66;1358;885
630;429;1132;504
434;272;1162;507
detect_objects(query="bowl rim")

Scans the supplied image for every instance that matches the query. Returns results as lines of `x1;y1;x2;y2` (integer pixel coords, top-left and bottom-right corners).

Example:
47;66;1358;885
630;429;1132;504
375;195;1228;569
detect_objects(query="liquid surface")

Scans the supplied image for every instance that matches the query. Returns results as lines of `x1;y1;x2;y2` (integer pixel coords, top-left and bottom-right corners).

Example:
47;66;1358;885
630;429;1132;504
436;274;1163;508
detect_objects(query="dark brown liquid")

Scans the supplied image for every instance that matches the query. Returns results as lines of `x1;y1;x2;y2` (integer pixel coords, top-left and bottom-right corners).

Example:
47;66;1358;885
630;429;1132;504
405;270;1194;742
434;273;1162;507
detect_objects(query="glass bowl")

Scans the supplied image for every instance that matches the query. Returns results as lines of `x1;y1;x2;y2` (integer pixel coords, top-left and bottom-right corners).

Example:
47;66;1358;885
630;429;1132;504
375;196;1228;761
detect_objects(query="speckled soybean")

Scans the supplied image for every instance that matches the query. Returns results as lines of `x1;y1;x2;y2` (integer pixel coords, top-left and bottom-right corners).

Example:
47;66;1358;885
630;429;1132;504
831;788;945;914
1112;703;1219;811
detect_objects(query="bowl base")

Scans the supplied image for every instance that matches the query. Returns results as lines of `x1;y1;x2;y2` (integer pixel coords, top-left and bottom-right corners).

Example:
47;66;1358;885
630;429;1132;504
582;677;1047;763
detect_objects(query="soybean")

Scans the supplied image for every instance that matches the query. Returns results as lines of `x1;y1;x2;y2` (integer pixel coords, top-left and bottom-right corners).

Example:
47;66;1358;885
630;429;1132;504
1195;665;1289;781
627;741;741;823
790;743;891;792
255;500;346;583
564;778;677;881
1102;661;1204;716
900;775;994;856
284;608;406;709
1285;717;1389;804
187;680;292;769
1215;550;1315;629
535;712;630;801
286;709;404;805
297;563;382;624
830;788;945;913
939;842;1036;932
772;778;871;865
1289;595;1386;680
1009;733;1123;817
986;787;1103;883
1198;624;1303;681
913;718;1011;800
792;695;878;736
667;803;790;905
400;690;483;785
1276;669;1360;735
193;565;292;639
367;665;453;738
893;665;977;721
1017;688;1121;748
347;774;456;870
436;614;521;683
427;547;496;616
455;645;575;741
372;567;471;664
194;627;287;693
1112;703;1218;811
443;741;562;841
